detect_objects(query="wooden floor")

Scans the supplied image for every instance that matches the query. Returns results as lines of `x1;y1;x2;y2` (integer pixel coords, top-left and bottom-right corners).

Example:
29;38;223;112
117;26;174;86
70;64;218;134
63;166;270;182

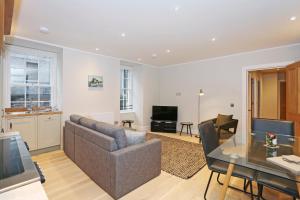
32;132;292;200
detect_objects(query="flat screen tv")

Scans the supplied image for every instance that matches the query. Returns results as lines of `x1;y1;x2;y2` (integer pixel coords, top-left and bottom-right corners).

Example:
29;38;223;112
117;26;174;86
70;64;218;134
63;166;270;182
152;106;178;121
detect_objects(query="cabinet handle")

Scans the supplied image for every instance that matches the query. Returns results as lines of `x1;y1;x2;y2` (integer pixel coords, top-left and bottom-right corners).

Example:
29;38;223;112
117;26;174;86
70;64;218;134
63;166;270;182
10;122;12;129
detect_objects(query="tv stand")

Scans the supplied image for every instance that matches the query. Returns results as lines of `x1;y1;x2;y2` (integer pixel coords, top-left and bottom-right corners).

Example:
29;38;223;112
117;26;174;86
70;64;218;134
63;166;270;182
151;120;177;133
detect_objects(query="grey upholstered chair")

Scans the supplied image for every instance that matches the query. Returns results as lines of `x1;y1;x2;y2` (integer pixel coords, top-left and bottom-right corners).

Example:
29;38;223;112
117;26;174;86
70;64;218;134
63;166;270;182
256;172;299;200
198;121;255;200
201;114;238;140
252;118;294;141
252;118;298;199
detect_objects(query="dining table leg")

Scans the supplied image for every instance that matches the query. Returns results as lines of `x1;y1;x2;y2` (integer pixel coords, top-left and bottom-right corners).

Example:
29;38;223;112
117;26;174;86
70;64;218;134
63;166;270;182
219;163;235;200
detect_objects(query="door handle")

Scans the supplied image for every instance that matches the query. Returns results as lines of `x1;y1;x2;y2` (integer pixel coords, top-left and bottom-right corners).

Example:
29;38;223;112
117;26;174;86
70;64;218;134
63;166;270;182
10;122;12;129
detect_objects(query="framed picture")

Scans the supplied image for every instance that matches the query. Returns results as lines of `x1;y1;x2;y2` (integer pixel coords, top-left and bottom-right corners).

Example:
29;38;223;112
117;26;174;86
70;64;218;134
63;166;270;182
88;75;103;88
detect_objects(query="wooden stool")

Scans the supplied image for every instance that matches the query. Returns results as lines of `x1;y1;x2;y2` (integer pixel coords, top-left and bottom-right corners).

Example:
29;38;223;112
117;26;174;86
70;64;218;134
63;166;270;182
180;122;193;137
122;120;134;128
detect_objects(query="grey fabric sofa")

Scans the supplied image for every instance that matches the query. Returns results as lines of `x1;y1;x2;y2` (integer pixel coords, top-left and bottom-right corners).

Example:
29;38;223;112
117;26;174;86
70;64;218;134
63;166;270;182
63;115;161;199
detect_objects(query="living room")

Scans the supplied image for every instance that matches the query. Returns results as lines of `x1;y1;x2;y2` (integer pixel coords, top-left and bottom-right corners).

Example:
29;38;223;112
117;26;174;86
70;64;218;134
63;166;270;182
1;1;300;200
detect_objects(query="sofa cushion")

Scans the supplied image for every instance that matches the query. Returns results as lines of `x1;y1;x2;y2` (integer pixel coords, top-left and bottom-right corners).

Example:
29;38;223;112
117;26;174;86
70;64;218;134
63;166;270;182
79;117;98;130
70;114;83;124
216;114;233;127
125;130;146;146
95;122;127;149
74;124;118;152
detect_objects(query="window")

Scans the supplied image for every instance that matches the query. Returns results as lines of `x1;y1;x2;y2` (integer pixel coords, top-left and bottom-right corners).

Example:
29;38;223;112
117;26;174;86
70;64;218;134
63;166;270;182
120;68;133;111
4;46;57;109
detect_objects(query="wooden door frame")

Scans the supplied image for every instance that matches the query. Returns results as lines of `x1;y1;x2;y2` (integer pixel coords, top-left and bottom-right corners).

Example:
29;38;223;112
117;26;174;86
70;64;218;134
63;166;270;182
241;61;294;143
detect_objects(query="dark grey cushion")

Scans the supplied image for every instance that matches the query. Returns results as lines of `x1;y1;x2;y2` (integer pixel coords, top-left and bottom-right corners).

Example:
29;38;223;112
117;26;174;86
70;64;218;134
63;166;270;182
70;114;83;124
257;172;299;197
79;117;98;130
95;122;127;149
125;130;146;146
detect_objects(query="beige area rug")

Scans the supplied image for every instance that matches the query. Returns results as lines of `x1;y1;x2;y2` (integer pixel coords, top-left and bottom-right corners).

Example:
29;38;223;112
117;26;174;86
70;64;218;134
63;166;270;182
146;133;206;179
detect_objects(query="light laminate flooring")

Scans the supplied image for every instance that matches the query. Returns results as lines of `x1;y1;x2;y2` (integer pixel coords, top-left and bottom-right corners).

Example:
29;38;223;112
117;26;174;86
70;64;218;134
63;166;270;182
32;132;292;200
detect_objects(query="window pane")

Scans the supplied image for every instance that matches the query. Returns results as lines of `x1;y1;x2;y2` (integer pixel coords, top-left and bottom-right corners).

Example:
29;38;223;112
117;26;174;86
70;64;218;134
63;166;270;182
11;102;25;108
26;86;38;101
40;87;51;101
39;59;51;84
40;102;51;107
26;62;38;83
27;101;38;109
11;68;26;83
11;86;25;101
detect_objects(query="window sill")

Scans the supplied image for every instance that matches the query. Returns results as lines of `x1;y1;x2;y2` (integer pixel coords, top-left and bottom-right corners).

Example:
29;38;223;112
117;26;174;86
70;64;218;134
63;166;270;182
120;110;135;114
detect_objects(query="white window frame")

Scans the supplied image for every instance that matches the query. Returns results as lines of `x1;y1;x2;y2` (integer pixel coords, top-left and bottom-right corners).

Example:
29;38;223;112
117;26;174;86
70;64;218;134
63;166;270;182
3;45;58;109
120;66;134;113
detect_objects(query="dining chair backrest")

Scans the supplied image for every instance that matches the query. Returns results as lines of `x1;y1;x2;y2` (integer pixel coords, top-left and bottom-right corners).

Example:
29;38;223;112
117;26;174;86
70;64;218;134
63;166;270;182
252;118;294;135
198;121;219;167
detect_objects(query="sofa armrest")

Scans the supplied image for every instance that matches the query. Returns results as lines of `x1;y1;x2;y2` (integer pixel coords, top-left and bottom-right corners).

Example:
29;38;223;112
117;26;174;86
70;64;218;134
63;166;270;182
109;139;161;199
218;119;238;133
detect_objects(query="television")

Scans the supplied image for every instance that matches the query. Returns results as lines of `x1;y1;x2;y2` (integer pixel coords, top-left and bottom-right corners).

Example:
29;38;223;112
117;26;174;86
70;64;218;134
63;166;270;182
152;106;178;121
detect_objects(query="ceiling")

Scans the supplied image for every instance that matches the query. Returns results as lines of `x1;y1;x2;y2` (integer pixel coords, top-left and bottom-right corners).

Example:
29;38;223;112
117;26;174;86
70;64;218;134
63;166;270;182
11;0;300;66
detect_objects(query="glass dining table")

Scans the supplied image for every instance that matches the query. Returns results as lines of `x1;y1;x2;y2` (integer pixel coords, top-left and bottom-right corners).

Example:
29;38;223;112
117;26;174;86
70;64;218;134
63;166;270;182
207;132;300;200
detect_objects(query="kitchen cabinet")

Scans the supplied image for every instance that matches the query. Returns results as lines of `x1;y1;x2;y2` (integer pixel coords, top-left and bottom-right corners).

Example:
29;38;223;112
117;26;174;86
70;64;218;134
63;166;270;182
38;114;61;149
6;116;37;150
5;112;62;151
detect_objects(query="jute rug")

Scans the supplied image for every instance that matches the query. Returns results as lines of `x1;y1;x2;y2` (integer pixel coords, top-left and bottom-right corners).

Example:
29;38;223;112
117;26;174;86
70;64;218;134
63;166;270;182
146;133;206;179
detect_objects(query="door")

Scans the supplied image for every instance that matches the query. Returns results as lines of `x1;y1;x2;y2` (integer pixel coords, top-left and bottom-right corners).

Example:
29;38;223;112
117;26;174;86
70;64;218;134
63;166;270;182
286;61;300;137
279;81;286;120
38;114;61;149
6;116;38;150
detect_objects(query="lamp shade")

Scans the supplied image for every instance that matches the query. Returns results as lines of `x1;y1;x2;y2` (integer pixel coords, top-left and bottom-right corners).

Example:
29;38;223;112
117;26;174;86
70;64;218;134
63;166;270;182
198;89;204;96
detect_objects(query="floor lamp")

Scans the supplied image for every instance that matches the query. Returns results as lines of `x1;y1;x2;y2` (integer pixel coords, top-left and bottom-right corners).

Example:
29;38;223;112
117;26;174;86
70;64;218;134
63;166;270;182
195;89;204;138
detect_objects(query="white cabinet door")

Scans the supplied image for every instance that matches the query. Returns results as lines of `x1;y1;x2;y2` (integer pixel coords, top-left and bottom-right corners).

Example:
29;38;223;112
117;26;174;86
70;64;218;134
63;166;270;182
6;116;38;150
38;114;61;149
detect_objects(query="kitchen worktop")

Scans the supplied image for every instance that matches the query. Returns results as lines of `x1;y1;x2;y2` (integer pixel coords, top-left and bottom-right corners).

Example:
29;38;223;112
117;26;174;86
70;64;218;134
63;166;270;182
3;111;62;118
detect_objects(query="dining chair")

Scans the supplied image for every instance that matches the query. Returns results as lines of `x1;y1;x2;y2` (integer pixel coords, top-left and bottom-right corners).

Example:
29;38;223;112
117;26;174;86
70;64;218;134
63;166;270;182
256;172;299;200
252;118;298;199
252;118;294;139
198;121;255;200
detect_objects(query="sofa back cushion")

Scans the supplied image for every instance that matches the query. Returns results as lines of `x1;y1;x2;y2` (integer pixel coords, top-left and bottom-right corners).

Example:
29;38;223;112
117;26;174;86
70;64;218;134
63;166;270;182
95;122;127;149
74;124;118;152
70;114;83;124
79;117;98;130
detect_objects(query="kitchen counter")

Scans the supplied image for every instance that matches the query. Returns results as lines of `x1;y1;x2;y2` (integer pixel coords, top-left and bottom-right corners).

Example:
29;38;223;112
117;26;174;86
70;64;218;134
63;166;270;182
3;111;63;119
0;181;48;200
0;133;40;193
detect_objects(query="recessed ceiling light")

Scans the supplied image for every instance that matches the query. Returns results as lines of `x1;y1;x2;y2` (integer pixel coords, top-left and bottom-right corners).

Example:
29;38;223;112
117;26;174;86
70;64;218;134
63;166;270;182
174;6;180;12
152;53;157;58
121;33;126;37
290;16;297;21
39;26;49;34
211;37;216;42
95;48;99;51
166;49;171;53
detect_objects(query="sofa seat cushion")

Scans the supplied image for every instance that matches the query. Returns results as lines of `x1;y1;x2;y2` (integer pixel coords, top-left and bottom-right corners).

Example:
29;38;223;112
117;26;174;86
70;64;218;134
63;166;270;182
95;122;127;149
125;130;146;146
70;114;83;124
216;114;233;127
79;117;98;130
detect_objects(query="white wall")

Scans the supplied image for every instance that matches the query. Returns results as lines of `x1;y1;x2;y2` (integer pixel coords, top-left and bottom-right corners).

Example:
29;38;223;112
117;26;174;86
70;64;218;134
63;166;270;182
63;48;160;130
62;48;121;122
159;44;300;135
